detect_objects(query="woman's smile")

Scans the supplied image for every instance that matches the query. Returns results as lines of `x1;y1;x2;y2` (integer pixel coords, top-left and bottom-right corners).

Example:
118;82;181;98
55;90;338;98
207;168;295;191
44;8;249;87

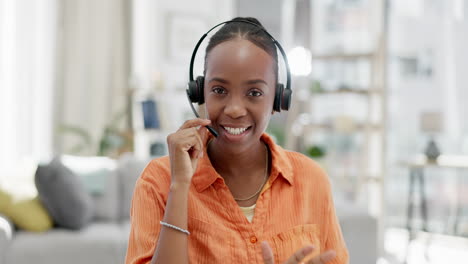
220;125;252;141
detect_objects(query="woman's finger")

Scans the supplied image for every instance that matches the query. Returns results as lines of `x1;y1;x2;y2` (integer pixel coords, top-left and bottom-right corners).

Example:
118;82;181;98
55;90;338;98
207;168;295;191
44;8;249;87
307;250;336;264
198;124;209;143
284;245;315;264
196;126;209;158
261;241;275;264
179;118;211;130
188;127;205;159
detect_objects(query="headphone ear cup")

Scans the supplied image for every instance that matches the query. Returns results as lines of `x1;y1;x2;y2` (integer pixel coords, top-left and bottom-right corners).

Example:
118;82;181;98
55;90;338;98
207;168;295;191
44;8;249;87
273;83;284;112
196;76;205;104
281;88;292;111
187;76;205;104
187;80;199;103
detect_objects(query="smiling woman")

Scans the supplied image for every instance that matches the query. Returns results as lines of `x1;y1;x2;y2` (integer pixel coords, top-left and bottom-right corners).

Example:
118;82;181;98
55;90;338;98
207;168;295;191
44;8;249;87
126;17;349;264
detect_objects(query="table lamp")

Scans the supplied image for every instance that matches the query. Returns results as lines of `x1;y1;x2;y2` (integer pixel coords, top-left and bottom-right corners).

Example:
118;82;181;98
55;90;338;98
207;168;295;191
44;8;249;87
420;111;443;162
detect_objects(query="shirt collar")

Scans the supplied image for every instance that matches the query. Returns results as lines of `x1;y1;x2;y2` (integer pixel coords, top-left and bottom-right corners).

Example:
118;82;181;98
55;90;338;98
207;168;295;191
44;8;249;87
191;133;294;193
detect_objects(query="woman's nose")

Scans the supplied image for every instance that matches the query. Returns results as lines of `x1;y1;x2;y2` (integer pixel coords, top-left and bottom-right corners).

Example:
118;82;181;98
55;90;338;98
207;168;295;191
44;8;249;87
224;95;247;119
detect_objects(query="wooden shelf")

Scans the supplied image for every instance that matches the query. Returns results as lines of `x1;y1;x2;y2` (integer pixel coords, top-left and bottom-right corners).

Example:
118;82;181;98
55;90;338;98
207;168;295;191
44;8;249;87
305;123;382;131
312;89;384;95
134;128;165;134
363;175;383;182
331;174;383;182
312;52;375;60
399;154;468;169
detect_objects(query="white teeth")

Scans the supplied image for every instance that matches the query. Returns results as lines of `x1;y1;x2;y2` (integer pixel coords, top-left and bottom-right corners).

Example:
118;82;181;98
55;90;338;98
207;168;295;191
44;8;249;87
224;126;247;135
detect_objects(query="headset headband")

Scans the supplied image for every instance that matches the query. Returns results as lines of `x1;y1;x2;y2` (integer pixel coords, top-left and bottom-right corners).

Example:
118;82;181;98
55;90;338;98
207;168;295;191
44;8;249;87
188;20;291;92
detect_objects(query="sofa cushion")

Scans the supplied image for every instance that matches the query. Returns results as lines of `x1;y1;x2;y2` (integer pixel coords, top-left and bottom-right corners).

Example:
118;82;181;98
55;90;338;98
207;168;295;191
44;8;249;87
35;157;94;230
0;189;53;232
5;222;128;264
60;155;119;222
117;153;151;220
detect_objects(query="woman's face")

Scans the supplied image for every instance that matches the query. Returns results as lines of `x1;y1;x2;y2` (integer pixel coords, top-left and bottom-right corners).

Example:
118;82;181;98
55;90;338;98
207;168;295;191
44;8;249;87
204;38;276;149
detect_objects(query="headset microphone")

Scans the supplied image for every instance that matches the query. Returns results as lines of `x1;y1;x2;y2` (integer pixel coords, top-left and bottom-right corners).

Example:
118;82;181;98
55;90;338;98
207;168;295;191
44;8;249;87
186;92;218;137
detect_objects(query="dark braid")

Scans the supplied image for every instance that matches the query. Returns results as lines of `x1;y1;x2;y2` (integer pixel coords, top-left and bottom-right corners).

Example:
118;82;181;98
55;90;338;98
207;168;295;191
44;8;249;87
204;17;279;83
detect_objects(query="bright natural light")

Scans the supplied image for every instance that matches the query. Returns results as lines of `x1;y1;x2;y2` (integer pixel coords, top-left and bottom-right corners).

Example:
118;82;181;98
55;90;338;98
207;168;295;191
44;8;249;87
394;0;423;17
0;0;18;177
454;0;464;21
287;46;312;76
0;0;55;181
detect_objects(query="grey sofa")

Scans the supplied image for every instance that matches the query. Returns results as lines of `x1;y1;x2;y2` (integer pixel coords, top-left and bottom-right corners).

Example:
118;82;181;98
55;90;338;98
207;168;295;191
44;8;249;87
0;155;377;264
0;154;149;264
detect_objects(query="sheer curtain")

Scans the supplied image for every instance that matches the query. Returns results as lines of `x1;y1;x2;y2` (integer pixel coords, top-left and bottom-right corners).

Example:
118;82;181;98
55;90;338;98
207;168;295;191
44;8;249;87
0;0;56;184
54;0;131;156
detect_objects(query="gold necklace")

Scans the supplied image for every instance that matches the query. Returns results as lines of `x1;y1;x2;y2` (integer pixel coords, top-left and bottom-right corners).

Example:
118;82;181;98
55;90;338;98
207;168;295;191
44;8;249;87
233;144;269;201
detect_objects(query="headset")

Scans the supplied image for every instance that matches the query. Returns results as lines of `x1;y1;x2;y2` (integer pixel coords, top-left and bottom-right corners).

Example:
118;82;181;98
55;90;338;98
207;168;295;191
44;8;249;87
186;19;292;137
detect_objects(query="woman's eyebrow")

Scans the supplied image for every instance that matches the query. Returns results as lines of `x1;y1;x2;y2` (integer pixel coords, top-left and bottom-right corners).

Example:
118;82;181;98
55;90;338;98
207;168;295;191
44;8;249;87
208;77;229;84
244;79;268;86
207;78;267;86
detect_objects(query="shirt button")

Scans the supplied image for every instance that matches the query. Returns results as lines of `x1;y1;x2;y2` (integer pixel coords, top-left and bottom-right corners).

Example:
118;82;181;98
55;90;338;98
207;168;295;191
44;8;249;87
250;236;257;244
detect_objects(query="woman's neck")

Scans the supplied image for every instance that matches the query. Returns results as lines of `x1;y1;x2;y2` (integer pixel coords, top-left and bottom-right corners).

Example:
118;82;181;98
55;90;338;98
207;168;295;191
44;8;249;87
207;139;268;181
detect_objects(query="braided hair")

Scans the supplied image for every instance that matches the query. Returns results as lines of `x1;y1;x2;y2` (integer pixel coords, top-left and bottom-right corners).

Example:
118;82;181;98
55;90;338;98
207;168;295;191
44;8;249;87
204;17;279;83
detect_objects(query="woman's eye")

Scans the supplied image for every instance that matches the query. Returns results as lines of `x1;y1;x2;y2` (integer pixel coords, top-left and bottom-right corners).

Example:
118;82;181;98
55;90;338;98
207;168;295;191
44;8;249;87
248;90;263;97
212;87;226;94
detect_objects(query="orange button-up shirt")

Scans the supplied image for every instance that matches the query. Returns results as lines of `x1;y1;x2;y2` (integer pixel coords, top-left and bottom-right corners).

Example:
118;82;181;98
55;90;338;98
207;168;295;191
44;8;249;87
126;134;349;264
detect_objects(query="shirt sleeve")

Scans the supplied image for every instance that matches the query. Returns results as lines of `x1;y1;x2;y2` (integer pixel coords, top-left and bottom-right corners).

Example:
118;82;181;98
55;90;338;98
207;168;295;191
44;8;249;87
125;164;166;264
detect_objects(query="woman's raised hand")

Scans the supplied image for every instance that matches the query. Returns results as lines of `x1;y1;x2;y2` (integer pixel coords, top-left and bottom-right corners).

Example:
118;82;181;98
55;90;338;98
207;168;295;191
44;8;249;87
261;241;336;264
166;118;211;186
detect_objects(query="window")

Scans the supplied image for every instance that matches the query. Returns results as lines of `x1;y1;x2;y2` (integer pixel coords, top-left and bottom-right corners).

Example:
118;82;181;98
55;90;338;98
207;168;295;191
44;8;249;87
0;0;56;183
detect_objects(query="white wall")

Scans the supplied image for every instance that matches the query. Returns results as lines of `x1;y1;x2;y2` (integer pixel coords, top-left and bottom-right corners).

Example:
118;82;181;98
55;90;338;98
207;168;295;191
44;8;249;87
132;0;234;93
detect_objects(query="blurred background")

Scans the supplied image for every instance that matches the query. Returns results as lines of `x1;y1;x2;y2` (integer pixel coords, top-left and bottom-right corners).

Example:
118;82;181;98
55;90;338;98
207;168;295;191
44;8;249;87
1;0;468;263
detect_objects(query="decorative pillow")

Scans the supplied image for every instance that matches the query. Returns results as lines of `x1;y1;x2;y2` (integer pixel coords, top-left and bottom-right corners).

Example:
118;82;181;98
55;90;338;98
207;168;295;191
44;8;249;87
117;153;151;220
60;155;119;222
35;157;94;230
0;189;53;232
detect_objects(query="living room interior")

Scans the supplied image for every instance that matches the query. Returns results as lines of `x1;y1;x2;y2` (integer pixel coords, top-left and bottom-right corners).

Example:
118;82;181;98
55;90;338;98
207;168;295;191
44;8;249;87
1;0;468;263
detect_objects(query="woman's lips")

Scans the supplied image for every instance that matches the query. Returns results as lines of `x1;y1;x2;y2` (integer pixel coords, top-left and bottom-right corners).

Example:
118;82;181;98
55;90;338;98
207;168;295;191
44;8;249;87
220;126;252;139
222;126;249;135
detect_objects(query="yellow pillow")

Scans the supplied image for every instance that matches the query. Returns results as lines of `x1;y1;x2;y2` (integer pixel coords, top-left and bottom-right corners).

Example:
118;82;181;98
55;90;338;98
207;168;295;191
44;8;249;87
0;189;53;232
0;189;11;212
